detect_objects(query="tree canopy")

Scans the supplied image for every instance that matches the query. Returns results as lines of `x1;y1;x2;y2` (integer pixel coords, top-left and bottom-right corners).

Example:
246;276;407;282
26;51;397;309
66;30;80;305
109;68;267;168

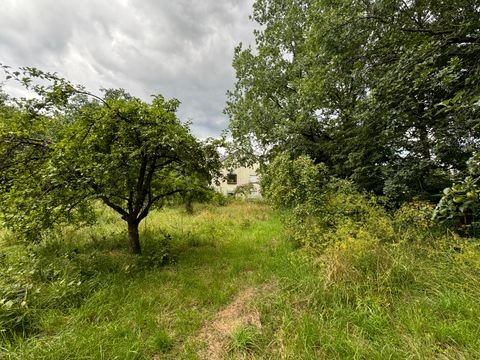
226;0;480;204
0;67;221;254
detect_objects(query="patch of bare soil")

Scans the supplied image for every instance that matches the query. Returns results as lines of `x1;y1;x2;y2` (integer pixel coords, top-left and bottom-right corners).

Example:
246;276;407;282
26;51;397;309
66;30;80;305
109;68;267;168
198;283;276;359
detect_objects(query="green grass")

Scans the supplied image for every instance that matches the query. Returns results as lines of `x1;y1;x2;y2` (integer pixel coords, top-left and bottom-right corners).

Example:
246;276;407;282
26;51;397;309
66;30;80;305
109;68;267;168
227;325;261;355
1;201;480;359
0;202;290;359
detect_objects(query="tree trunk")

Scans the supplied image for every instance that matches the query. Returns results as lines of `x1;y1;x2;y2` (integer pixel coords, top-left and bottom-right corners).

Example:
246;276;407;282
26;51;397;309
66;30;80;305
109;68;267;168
185;195;193;214
128;221;141;255
418;124;431;160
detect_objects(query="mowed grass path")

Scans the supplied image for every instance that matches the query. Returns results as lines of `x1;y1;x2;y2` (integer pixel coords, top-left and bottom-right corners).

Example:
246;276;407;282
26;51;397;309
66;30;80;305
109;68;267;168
1;202;292;359
2;201;480;359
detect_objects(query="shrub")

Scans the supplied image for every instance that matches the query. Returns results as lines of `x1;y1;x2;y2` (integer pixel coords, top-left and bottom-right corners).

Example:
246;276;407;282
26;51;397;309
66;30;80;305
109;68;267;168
394;199;438;241
261;153;330;210
206;190;230;207
135;231;172;269
433;153;480;236
263;154;459;252
290;185;395;251
233;183;255;198
262;155;394;250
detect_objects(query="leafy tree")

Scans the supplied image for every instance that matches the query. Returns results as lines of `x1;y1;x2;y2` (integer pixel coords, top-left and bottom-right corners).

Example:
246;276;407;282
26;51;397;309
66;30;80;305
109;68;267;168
0;67;221;254
226;0;480;204
261;153;330;209
433;153;480;235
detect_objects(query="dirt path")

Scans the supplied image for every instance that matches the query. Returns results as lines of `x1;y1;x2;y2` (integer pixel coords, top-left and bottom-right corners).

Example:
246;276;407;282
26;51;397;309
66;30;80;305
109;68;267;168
198;284;276;359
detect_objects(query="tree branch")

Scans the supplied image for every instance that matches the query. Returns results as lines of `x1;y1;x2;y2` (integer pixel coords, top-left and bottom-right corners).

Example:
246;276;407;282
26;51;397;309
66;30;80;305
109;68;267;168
100;196;129;218
2;134;51;149
137;189;184;221
133;155;148;214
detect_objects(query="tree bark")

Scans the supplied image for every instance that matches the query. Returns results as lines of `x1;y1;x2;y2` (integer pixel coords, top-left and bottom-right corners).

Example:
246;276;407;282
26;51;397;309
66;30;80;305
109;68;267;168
184;194;193;214
418;124;431;160
128;220;141;255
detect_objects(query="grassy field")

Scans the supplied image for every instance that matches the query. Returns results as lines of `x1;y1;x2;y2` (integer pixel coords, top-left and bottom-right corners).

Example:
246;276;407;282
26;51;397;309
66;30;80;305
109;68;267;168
1;201;480;359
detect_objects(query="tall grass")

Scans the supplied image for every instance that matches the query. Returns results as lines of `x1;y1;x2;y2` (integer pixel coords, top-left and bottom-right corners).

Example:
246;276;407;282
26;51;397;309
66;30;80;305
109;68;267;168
1;200;479;359
0;201;290;359
257;238;480;359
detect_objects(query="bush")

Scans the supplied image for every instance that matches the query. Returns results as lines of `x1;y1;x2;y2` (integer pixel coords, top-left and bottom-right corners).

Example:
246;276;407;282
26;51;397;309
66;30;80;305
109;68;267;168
394;199;437;241
206;191;230;206
135;231;172;269
233;183;254;198
262;155;394;250
261;153;330;210
291;183;395;250
433;153;480;236
262;154;450;252
0;243;101;339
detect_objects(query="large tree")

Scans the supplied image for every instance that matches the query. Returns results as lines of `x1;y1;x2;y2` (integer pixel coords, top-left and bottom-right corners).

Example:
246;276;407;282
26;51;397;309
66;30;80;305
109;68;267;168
226;0;480;203
0;67;221;254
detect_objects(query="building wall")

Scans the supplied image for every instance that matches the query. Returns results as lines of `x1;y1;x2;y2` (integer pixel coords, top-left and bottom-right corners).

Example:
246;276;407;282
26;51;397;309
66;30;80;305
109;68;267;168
214;163;261;198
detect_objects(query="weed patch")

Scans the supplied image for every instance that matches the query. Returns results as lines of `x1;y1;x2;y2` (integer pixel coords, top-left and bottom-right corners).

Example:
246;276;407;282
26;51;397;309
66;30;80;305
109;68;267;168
1;201;479;358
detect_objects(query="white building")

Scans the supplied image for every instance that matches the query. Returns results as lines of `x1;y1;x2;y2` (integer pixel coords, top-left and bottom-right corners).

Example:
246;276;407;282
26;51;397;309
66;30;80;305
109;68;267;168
214;163;261;198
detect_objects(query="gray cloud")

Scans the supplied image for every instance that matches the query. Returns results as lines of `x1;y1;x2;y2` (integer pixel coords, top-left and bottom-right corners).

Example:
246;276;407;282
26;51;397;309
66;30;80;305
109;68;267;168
0;0;256;138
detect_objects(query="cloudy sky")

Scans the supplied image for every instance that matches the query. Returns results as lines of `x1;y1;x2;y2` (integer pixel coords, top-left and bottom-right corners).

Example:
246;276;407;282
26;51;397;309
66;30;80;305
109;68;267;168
0;0;257;138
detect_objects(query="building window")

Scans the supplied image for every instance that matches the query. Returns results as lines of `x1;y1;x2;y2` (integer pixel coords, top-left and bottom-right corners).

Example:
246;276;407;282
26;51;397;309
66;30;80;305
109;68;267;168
249;175;258;183
227;173;237;184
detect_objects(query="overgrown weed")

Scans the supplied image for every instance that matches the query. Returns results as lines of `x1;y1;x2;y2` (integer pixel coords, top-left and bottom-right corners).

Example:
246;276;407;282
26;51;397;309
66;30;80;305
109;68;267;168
1;199;480;358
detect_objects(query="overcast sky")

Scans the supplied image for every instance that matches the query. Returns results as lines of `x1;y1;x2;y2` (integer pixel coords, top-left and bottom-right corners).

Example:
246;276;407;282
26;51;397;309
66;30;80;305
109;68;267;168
0;0;256;138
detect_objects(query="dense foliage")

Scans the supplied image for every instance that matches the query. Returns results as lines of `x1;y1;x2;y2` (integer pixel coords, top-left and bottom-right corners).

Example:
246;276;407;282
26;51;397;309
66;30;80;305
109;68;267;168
261;154;440;249
0;67;221;253
226;0;480;204
433;153;480;234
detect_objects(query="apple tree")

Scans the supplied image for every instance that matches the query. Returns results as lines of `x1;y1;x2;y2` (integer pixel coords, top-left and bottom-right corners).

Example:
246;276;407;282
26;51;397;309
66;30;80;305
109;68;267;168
0;67;221;254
